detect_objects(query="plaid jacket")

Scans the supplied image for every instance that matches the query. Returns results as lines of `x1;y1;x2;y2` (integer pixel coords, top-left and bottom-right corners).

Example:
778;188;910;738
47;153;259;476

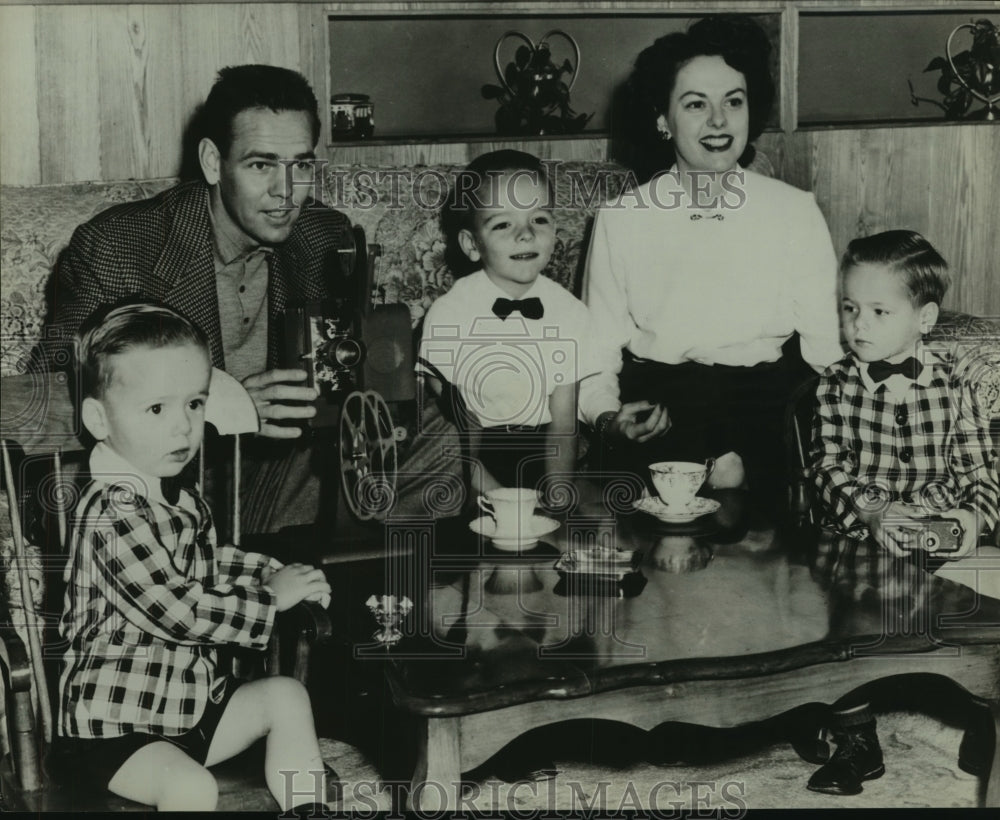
810;354;1000;538
51;180;351;370
58;447;280;738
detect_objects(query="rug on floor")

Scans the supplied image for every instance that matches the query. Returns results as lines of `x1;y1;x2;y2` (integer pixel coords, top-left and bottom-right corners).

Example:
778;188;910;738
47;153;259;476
319;710;982;811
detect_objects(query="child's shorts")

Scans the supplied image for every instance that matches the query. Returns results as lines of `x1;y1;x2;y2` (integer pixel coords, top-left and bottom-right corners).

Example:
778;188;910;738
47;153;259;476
48;675;240;790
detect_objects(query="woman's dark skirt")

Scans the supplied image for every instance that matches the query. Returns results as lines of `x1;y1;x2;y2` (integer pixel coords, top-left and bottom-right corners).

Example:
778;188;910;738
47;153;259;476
597;348;814;523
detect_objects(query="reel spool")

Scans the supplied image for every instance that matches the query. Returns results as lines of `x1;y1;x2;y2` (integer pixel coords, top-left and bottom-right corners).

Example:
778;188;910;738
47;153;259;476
339;390;398;521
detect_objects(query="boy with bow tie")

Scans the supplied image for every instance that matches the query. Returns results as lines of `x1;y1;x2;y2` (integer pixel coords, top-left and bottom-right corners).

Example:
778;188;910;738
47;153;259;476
806;230;999;796
417;150;597;498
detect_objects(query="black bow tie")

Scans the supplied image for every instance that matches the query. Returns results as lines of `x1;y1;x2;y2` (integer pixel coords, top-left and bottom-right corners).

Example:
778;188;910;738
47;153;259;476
492;296;544;320
161;475;184;506
867;357;924;383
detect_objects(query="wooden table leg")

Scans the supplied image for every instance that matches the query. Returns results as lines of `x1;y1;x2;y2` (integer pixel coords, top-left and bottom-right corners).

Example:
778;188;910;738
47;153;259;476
409;716;462;812
987;699;1000;809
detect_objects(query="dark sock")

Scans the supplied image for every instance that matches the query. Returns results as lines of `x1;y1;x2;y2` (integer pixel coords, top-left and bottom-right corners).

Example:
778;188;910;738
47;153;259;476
286;803;330;818
833;702;874;728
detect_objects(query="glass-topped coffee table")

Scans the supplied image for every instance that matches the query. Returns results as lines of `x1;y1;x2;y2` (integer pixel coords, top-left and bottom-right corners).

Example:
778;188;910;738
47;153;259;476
367;489;1000;810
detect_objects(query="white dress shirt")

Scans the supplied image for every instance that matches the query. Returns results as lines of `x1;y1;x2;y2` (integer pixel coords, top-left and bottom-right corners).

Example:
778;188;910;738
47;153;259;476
417;271;597;427
578;168;844;425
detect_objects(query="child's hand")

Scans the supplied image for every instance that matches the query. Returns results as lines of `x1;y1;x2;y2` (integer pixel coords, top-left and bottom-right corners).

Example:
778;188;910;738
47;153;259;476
935;508;979;559
263;563;331;612
304;588;332;610
862;502;922;557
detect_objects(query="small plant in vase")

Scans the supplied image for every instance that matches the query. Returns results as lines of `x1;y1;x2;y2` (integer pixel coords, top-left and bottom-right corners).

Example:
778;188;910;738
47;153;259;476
482;30;593;136
366;594;412;647
909;18;999;120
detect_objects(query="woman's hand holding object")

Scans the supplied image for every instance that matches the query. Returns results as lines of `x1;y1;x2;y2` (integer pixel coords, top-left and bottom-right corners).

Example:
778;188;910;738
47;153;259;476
605;401;671;443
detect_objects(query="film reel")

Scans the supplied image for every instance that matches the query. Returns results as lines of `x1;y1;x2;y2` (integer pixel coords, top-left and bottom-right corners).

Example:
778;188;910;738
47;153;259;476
339;390;398;521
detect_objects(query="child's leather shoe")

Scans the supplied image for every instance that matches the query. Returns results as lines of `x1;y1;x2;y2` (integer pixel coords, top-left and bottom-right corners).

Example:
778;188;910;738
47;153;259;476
806;719;885;796
958;722;994;778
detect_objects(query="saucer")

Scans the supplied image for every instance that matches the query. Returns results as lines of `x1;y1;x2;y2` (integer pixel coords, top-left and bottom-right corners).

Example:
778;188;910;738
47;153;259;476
469;515;560;551
633;495;721;524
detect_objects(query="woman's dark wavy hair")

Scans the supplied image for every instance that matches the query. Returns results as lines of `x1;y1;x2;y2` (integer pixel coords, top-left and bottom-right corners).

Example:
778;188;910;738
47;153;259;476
620;15;776;183
441;150;554;278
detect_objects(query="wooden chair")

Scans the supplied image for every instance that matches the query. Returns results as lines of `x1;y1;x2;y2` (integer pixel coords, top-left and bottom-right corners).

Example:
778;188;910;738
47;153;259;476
0;371;337;811
783;372;821;534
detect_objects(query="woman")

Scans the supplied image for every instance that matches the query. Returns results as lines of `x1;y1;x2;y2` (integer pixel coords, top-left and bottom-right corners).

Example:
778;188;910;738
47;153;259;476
581;15;843;520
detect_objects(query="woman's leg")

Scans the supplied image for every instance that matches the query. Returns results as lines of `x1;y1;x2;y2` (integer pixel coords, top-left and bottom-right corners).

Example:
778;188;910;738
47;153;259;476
719;354;813;525
205;676;331;810
107;741;219;810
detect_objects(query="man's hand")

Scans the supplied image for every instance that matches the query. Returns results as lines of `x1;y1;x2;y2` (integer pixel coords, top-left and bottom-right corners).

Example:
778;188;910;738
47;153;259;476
262;562;331;612
242;369;318;439
604;401;671;444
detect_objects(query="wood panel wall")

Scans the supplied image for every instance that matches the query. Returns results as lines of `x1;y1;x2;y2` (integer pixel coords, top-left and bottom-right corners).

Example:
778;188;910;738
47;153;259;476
0;2;328;185
0;2;997;315
757;126;1000;317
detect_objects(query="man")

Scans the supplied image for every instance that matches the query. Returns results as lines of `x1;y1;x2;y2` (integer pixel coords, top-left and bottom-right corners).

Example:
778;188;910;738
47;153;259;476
50;65;351;533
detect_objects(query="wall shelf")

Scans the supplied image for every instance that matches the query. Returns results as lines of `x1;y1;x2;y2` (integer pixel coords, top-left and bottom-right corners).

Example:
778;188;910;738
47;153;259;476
323;0;998;150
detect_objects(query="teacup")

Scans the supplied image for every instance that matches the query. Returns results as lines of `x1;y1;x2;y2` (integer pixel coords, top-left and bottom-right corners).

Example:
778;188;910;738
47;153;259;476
648;460;714;508
477;487;538;537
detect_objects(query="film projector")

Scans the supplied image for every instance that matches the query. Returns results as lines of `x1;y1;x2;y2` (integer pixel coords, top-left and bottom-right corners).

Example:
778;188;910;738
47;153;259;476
281;225;414;526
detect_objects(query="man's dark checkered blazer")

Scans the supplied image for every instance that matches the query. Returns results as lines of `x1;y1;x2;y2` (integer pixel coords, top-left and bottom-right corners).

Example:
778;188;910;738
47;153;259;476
50;179;351;369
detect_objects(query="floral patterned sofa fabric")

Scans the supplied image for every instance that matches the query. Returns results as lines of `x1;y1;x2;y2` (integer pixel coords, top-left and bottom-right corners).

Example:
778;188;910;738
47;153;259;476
2;162;996;379
1;180;179;375
0;162;632;376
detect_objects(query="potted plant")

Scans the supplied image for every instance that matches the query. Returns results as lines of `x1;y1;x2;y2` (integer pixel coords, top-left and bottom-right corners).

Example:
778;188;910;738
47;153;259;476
909;18;999;120
482;30;593;136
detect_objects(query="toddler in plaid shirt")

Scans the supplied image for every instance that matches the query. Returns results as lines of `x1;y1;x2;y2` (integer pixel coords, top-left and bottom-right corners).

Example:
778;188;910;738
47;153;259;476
806;230;999;797
55;302;334;812
812;230;998;557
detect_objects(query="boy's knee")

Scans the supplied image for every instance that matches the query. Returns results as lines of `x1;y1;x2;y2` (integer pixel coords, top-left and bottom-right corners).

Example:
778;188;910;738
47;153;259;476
159;764;218;810
189;768;219;810
263;675;312;717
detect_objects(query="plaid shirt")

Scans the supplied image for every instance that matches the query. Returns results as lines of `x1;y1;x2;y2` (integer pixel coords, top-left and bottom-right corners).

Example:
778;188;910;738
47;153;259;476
58;445;280;738
810;353;999;538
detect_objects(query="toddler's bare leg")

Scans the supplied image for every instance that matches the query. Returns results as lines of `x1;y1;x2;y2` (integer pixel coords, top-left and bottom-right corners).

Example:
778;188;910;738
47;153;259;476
107;741;218;810
205;676;328;810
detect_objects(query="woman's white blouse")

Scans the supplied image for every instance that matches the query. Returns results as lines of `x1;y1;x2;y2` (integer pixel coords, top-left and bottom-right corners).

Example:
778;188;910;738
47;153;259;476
578;168;844;425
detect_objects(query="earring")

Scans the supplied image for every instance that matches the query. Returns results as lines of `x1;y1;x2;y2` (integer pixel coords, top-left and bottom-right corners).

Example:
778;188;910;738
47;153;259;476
659;129;672;141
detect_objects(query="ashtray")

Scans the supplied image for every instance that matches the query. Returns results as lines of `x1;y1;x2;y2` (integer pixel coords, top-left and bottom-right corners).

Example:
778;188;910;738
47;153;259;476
554;547;643;580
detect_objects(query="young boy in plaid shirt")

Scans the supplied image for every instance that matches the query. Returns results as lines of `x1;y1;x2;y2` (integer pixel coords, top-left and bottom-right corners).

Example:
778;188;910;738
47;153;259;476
807;230;999;796
55;302;334;813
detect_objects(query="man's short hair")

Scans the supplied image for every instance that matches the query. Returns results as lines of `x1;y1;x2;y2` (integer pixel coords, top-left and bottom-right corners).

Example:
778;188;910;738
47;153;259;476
78;301;210;399
840;229;951;307
200;64;321;157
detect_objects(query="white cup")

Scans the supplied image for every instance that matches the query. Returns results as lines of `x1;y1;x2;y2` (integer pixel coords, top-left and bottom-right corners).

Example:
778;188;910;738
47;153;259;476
648;460;714;508
477;488;538;536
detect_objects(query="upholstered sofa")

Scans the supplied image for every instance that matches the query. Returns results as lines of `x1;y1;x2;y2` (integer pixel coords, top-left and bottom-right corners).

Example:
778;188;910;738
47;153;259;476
0;162;633;377
2;161;998;382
